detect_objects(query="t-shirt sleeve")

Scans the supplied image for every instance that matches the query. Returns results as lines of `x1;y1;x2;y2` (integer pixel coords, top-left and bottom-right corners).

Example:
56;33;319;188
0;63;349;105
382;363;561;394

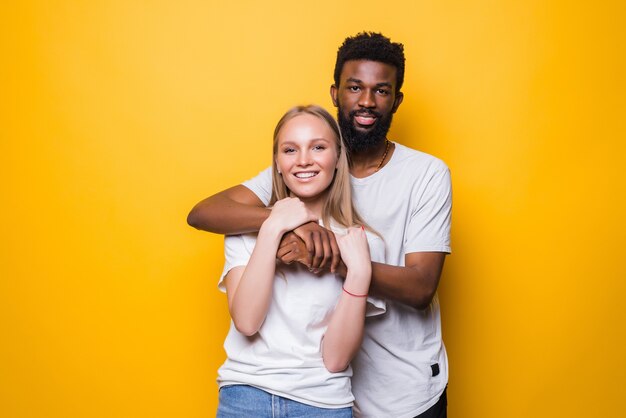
404;161;452;254
242;167;273;206
365;232;387;317
218;234;254;293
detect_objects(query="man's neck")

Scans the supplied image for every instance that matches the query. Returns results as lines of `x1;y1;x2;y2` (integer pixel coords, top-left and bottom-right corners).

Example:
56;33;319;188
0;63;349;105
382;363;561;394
349;138;395;179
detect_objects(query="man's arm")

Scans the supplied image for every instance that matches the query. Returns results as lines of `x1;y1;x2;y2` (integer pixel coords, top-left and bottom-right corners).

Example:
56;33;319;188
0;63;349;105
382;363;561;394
328;250;446;310
187;185;269;234
187;185;341;271
369;252;446;310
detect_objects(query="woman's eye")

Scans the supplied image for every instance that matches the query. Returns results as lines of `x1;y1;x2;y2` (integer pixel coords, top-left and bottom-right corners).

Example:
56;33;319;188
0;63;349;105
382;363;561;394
313;145;326;151
283;148;295;154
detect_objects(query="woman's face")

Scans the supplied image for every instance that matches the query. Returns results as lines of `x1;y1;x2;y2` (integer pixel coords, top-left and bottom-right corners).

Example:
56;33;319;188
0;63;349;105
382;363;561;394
275;113;339;203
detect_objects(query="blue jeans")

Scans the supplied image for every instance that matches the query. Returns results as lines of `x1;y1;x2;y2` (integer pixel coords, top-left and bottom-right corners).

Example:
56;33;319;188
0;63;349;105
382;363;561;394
217;385;353;418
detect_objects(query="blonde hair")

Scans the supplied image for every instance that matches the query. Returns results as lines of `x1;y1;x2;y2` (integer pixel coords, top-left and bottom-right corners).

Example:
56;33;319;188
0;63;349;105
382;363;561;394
269;105;367;230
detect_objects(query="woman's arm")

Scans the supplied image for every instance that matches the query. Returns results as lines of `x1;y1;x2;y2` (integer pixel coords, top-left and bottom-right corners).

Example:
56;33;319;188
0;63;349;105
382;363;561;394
321;227;372;372
223;197;317;336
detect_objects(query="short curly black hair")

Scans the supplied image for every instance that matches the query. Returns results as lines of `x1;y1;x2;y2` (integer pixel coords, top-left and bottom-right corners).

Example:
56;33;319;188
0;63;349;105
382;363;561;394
334;32;405;92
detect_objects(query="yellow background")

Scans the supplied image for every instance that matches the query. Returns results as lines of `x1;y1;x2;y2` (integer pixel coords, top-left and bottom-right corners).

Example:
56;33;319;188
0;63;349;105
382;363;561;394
2;1;625;417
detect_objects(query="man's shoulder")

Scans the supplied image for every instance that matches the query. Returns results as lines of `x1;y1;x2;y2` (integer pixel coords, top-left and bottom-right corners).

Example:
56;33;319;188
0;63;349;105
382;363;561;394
392;142;449;173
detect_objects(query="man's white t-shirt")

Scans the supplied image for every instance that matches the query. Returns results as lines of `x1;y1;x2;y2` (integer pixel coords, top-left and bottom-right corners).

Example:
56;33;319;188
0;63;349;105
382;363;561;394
217;226;386;409
242;143;452;417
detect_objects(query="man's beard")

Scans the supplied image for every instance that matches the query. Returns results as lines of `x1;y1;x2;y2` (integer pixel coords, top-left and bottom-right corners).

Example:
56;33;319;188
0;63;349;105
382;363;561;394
337;108;393;154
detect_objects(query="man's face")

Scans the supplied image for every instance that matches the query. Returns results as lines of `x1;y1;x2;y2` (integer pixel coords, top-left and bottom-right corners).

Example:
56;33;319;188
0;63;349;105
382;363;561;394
331;60;403;154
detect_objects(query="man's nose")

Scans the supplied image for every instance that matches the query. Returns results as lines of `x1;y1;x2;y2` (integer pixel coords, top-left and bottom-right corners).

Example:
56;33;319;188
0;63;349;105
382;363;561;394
358;89;376;108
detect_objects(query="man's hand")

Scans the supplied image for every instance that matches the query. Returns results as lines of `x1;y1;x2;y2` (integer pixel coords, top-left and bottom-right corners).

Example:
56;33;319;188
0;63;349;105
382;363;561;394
276;222;341;273
277;232;311;267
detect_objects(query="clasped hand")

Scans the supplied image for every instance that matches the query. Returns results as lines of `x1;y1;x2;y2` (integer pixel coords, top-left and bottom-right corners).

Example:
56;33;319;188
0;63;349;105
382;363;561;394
269;198;370;274
277;224;369;276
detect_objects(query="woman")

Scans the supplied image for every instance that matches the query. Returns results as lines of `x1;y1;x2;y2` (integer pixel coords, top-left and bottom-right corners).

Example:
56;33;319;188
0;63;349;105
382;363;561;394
216;105;385;417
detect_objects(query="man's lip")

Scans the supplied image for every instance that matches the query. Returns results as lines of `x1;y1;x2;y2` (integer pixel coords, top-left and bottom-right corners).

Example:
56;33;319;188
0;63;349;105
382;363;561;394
354;115;377;126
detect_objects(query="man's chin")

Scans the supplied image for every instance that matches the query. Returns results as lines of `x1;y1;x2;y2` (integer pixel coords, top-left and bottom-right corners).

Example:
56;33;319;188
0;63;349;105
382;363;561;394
353;127;375;137
338;110;393;153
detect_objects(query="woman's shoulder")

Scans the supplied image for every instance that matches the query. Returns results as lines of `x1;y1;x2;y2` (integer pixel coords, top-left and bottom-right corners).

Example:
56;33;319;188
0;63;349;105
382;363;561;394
224;233;259;256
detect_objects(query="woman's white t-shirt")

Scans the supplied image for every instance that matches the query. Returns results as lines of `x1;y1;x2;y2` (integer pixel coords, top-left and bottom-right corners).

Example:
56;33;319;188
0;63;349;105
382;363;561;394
217;226;386;408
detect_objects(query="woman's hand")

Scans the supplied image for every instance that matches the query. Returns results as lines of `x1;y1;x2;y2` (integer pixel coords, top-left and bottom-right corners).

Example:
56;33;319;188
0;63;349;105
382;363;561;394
264;197;317;235
336;227;372;278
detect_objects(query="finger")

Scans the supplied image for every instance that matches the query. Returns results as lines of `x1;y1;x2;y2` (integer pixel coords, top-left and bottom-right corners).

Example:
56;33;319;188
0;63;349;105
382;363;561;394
329;231;341;273
278;232;297;250
279;252;297;264
299;231;315;267
277;241;296;259
301;230;314;253
280;241;302;265
320;231;332;271
311;231;324;270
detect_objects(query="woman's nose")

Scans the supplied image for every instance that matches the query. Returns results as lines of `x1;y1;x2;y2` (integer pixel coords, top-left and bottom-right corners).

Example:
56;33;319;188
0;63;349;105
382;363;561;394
296;150;312;166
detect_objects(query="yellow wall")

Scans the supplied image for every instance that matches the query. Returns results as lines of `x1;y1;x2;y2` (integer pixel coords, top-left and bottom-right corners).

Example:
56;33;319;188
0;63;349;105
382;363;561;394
2;1;625;417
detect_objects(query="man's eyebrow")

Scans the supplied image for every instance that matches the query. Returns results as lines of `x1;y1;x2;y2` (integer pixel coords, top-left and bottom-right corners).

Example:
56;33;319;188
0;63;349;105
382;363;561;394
345;78;393;88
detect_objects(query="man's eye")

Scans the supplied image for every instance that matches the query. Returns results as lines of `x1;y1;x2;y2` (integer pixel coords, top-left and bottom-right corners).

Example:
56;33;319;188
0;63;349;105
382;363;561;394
377;89;390;95
349;86;360;92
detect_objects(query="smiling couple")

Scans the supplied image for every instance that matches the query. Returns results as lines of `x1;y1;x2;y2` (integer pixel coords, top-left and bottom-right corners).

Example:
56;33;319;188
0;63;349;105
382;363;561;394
188;32;451;418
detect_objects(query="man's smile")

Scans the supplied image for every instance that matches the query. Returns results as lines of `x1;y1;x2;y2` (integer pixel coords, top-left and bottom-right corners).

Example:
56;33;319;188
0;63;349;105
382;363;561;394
351;110;381;128
354;115;377;126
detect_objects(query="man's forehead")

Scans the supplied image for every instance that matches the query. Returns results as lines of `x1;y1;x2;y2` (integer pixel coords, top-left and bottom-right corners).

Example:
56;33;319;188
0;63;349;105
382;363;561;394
340;60;397;84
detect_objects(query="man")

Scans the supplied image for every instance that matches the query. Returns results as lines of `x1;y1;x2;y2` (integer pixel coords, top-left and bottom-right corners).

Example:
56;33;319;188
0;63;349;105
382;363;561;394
189;32;451;418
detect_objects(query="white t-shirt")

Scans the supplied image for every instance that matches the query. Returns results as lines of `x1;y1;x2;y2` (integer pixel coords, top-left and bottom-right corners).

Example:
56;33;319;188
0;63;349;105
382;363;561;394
242;142;452;417
217;225;386;409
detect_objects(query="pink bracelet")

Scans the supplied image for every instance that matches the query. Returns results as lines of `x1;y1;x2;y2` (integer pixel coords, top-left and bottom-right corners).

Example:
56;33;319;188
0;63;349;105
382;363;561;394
342;286;368;298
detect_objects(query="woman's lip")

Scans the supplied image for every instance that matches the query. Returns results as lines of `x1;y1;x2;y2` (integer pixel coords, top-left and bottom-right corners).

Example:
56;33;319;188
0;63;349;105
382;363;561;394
293;171;319;179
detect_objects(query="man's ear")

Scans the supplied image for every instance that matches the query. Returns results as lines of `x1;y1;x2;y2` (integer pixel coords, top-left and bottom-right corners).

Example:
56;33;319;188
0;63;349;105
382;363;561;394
330;84;338;107
392;91;404;113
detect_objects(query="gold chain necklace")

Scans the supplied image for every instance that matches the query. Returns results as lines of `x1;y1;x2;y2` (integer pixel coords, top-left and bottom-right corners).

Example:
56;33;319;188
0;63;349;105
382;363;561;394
375;139;391;172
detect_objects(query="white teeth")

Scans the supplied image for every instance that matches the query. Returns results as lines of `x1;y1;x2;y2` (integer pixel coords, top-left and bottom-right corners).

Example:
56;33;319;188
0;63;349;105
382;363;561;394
294;172;317;178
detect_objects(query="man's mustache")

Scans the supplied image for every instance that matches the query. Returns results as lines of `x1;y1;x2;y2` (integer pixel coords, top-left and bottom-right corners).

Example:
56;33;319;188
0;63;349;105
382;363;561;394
349;109;382;118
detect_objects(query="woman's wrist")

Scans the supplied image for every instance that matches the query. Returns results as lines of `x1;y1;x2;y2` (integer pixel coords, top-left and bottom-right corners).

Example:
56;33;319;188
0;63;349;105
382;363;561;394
343;270;371;296
342;285;368;298
259;217;288;242
344;263;372;280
